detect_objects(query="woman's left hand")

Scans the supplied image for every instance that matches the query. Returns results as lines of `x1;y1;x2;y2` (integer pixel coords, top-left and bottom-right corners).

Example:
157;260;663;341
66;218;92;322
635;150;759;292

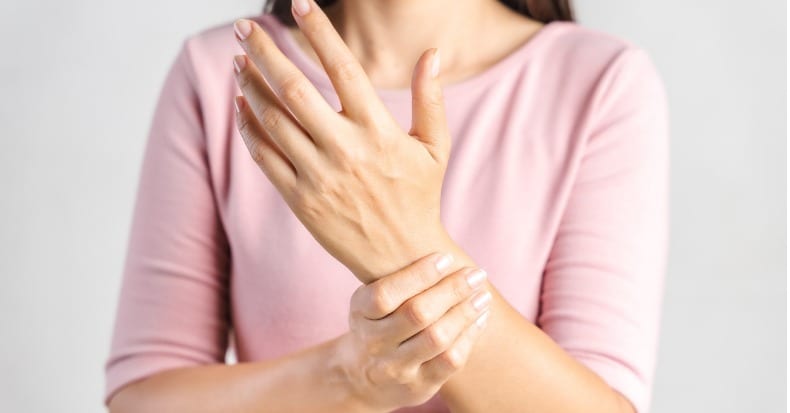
232;1;452;283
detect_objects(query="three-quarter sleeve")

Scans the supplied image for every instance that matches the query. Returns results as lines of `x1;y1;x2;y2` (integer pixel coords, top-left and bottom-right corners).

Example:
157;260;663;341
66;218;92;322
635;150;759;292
538;48;669;413
104;40;231;405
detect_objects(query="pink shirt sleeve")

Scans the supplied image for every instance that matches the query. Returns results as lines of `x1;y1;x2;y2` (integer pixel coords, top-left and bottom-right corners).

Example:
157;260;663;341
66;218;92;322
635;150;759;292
104;40;231;404
538;48;669;413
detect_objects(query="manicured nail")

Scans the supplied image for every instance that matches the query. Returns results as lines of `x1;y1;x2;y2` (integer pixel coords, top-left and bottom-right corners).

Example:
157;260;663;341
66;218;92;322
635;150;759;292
234;96;244;113
234;20;252;40
233;55;246;74
431;49;441;78
466;269;487;289
476;310;490;328
292;0;310;16
471;290;492;311
435;253;454;273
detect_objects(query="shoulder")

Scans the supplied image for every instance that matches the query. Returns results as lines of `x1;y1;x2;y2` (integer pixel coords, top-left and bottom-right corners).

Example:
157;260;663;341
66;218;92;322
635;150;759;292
542;22;665;96
520;21;666;121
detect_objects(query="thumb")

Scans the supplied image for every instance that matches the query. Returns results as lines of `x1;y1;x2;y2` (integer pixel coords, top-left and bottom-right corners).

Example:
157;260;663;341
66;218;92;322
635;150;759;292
410;48;450;163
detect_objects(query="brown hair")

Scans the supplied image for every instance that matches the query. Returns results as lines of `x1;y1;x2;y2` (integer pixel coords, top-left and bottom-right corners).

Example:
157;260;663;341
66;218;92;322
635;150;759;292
264;0;574;26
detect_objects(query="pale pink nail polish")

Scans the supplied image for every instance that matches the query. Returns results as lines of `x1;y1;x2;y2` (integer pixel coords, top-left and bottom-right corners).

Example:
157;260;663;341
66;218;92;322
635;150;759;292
234;96;244;113
435;253;454;273
292;0;311;16
466;269;487;288
234;20;252;41
472;290;492;311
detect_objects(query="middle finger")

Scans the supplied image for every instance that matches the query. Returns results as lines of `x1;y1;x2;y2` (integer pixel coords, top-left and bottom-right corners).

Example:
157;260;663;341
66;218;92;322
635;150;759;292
363;267;488;346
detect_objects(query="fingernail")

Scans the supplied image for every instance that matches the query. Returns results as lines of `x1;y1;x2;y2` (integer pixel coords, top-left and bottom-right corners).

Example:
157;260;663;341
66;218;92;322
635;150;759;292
471;290;492;311
234;20;252;41
476;310;490;328
233;55;246;74
234;96;244;113
292;0;311;16
431;49;441;78
435;253;454;273
466;269;487;289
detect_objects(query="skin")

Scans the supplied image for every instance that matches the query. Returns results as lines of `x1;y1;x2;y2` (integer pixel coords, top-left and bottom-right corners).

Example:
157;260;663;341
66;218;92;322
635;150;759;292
109;0;639;412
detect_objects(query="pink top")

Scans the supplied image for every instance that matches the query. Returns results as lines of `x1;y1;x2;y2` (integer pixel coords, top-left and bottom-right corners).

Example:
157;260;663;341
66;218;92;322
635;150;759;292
105;13;669;413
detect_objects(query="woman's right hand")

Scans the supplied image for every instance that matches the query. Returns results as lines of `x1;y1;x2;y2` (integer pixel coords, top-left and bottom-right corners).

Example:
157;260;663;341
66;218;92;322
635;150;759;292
337;252;492;412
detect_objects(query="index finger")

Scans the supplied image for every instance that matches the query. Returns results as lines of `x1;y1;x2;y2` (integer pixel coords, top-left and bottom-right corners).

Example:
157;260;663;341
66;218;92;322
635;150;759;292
351;252;455;319
290;0;387;122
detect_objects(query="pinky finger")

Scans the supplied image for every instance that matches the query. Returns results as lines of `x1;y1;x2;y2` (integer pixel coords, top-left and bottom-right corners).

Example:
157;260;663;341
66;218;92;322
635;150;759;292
235;96;297;191
419;309;490;384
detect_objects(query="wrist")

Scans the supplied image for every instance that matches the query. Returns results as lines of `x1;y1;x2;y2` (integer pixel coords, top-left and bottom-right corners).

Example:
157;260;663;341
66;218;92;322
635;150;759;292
354;222;453;283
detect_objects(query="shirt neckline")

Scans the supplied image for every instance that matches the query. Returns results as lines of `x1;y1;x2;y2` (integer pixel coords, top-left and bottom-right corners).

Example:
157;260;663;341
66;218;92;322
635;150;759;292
257;13;564;102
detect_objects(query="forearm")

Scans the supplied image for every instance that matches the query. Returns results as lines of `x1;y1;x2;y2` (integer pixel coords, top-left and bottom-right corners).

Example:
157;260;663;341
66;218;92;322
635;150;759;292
434;242;636;413
108;335;370;413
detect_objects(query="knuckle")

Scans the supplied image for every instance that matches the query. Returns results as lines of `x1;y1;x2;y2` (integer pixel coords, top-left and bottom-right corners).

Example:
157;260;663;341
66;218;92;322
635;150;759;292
310;175;336;199
363;337;384;355
440;347;465;371
403;381;433;403
250;143;267;164
367;284;393;317
328;58;361;83
237;72;254;91
374;360;400;381
249;39;267;58
419;97;445;117
360;113;396;139
259;104;284;132
424;324;451;350
331;137;368;164
236;112;252;137
279;75;309;104
289;186;314;212
405;299;432;327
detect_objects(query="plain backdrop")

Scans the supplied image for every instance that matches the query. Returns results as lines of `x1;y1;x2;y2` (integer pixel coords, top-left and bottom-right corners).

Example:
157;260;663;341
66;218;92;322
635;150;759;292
0;0;785;412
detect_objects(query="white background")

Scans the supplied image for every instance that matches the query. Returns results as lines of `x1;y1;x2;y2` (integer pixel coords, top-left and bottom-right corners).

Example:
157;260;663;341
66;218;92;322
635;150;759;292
0;0;785;411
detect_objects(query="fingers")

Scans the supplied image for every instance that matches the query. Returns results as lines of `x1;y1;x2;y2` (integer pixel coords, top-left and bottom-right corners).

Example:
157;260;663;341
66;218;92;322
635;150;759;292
351;252;456;320
351;265;488;352
396;286;492;363
410;48;451;164
420;308;490;383
234;19;340;143
289;0;389;123
234;54;319;171
234;96;297;191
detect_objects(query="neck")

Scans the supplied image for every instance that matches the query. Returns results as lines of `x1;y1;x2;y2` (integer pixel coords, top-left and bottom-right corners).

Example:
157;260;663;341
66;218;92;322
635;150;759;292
288;0;543;89
324;0;507;87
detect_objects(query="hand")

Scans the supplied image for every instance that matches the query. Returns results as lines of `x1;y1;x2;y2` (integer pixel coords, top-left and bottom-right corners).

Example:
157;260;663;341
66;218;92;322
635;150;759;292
232;0;451;283
337;252;492;412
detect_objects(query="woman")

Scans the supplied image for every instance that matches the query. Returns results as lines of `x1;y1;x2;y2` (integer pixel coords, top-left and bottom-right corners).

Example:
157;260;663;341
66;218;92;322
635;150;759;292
105;0;668;412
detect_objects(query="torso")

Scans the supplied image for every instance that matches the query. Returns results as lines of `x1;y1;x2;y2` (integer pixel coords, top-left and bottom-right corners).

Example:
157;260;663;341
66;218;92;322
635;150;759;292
185;13;636;411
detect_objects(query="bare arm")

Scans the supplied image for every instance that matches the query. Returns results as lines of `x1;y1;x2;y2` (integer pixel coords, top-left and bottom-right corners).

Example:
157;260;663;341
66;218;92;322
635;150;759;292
108;337;368;413
109;253;493;413
434;243;639;413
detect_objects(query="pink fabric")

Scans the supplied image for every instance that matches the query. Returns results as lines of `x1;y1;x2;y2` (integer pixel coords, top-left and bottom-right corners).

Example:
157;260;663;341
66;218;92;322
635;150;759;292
105;13;668;413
